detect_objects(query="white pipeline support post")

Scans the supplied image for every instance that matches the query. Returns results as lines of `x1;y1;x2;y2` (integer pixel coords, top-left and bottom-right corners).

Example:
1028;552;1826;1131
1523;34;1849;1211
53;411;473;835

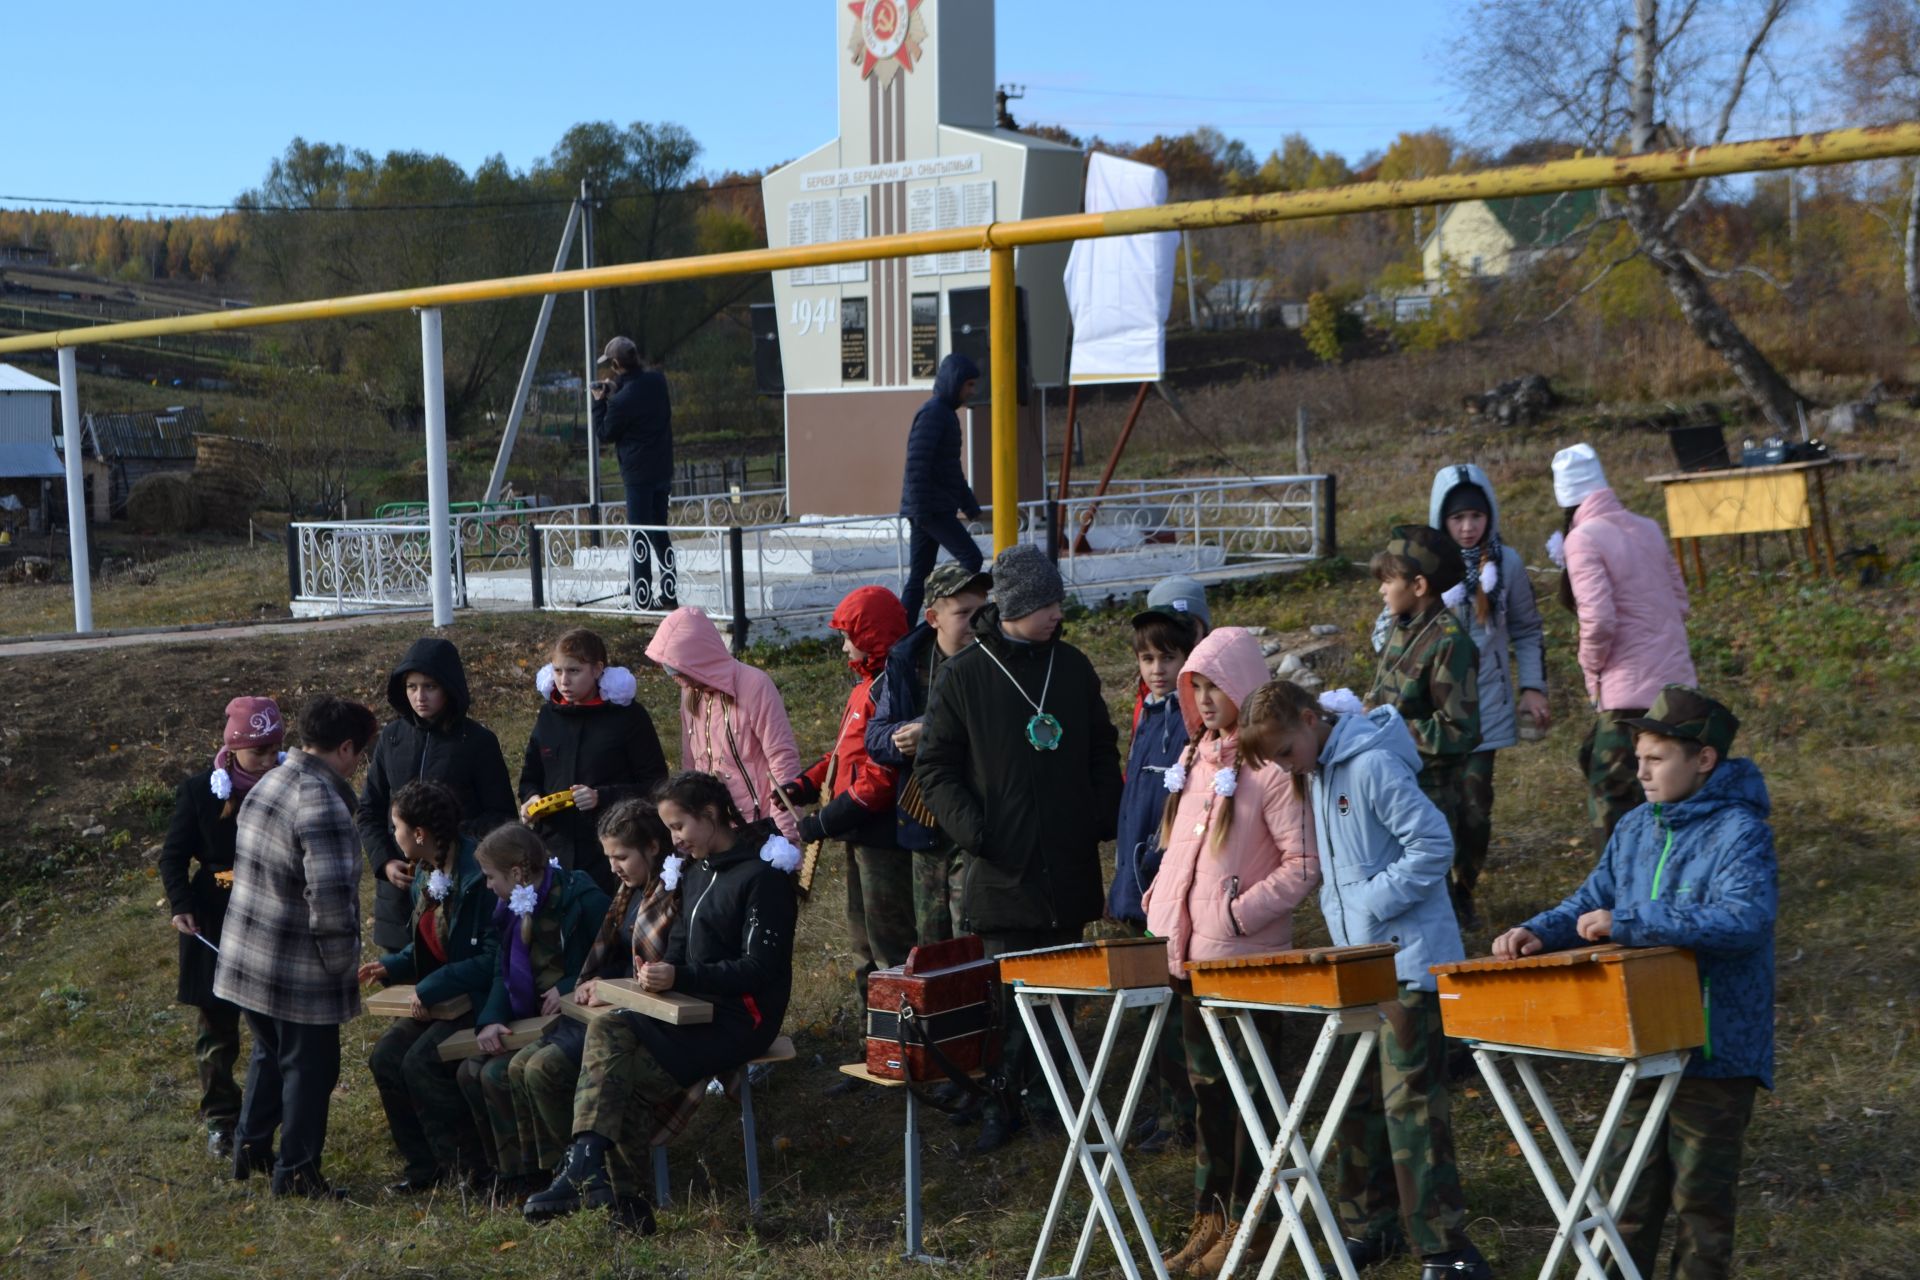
420;308;455;627
56;348;93;633
580;179;600;516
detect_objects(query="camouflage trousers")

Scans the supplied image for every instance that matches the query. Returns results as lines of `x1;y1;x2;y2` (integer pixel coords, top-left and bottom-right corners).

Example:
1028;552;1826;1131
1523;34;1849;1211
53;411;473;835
1414;754;1469;871
369;1014;485;1180
912;845;964;946
846;844;917;995
1334;987;1470;1258
1453;750;1497;898
509;1027;664;1193
571;1013;690;1194
1180;984;1284;1219
1582;709;1649;855
457;1047;544;1178
193;1001;243;1129
1117;921;1195;1134
1602;1075;1758;1280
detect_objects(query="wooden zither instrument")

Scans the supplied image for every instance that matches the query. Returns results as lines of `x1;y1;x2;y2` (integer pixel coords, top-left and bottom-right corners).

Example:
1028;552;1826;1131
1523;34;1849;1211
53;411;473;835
1185;943;1399;1008
996;937;1169;992
865;935;1000;1082
365;985;472;1020
1430;945;1705;1058
766;769;822;898
435;1015;557;1062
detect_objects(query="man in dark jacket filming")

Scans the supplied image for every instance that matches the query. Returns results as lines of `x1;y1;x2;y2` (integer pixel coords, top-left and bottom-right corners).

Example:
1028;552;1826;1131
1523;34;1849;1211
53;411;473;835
915;544;1122;1151
591;336;677;609
898;352;984;620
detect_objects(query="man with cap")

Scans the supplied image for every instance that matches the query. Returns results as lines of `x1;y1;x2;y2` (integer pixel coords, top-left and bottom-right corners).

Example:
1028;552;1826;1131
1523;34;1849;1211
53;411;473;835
866;559;993;947
915;544;1123;1152
1367;524;1482;844
898;352;985;621
591;336;677;609
1494;684;1774;1280
1550;442;1696;852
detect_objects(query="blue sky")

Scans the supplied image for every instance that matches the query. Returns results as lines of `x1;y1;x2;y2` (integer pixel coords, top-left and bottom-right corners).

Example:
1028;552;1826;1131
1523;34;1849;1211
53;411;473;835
1;0;1851;214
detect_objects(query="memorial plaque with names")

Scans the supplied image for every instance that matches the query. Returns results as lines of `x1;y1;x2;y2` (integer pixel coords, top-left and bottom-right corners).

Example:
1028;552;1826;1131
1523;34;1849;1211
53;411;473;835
841;296;869;382
910;293;939;379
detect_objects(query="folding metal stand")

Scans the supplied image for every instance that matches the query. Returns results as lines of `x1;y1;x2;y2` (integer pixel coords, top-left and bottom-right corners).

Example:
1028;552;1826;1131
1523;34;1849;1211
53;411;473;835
1471;1044;1690;1280
1197;999;1383;1280
1015;983;1173;1280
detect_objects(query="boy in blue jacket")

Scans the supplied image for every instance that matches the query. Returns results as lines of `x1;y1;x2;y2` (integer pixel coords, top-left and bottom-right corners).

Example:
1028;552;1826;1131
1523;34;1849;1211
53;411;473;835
1242;681;1491;1280
1109;599;1198;1152
1494;685;1774;1280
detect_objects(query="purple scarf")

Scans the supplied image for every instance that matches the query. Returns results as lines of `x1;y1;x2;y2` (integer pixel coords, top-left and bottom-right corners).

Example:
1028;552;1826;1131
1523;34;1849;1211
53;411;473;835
213;746;271;800
493;864;555;1019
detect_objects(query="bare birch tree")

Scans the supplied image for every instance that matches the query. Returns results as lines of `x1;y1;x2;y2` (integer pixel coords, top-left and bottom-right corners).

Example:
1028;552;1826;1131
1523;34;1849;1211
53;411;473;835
1456;0;1808;431
1839;0;1920;336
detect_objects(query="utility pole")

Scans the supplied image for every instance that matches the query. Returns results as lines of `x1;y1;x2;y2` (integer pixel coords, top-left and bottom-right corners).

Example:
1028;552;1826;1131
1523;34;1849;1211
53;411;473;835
581;179;599;522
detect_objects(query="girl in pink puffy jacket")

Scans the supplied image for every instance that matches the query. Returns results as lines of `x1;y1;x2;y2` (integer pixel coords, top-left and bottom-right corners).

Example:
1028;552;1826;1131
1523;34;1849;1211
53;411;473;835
1143;627;1319;1273
1551;443;1698;852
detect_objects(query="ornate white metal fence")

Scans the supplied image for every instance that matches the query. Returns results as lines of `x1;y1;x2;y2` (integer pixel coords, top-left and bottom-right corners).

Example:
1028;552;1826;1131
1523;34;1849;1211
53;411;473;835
291;475;1333;636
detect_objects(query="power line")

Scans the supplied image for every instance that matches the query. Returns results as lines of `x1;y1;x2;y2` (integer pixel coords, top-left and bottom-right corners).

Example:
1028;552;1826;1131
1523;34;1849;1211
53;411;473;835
1022;82;1446;109
0;174;769;217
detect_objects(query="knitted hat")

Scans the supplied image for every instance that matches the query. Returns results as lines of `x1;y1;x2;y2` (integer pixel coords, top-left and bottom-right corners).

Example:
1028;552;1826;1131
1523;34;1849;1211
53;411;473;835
1552;443;1608;508
223;696;285;750
989;544;1065;620
1440;482;1491;522
1384;524;1466;594
1625;685;1740;757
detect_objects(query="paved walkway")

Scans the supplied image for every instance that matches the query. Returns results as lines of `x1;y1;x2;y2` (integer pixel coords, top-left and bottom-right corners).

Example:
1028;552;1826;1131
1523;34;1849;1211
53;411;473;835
0;610;434;658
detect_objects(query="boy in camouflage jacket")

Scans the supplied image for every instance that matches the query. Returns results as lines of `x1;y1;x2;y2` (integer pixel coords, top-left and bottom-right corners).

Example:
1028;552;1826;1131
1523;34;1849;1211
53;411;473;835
1367;525;1481;858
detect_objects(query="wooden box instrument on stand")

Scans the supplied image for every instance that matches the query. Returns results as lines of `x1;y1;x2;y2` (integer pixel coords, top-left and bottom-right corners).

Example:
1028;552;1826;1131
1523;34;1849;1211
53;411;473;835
865;935;1000;1082
435;1015;558;1062
1430;945;1704;1057
1186;943;1398;1008
365;986;472;1020
996;936;1168;992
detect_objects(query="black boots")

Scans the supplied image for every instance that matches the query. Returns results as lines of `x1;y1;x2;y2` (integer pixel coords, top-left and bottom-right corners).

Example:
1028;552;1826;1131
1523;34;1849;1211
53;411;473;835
523;1133;655;1229
231;1140;273;1182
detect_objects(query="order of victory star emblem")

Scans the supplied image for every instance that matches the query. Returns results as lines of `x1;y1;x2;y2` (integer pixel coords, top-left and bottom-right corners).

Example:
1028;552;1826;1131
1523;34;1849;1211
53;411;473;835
848;0;926;86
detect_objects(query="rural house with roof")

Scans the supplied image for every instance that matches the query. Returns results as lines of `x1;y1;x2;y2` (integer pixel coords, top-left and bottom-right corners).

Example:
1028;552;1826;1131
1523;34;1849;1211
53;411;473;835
1421;190;1599;283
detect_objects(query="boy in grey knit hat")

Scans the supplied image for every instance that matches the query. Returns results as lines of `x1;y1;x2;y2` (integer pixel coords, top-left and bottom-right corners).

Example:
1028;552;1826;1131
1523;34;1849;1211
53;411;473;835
914;539;1121;1152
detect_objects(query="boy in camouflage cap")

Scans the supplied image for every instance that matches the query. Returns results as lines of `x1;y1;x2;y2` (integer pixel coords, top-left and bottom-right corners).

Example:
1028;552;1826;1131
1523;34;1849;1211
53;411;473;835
1493;685;1776;1280
1367;525;1482;883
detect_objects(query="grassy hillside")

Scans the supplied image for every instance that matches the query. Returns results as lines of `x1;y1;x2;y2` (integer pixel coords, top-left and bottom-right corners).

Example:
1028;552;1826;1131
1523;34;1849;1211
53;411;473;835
0;389;1914;1277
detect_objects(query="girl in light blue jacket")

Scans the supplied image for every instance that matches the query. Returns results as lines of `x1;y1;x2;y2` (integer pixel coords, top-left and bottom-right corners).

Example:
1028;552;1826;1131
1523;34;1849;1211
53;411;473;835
1241;681;1489;1279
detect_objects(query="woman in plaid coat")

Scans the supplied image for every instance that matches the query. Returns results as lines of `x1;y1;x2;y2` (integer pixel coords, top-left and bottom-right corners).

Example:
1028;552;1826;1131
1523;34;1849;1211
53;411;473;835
212;696;379;1198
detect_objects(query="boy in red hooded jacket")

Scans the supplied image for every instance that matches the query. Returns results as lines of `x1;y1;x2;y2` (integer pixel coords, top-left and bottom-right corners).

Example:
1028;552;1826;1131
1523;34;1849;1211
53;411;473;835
784;586;913;997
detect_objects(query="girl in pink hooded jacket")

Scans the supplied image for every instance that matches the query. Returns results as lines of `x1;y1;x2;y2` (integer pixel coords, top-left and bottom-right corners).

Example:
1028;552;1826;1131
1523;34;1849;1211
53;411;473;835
1551;443;1697;852
644;608;802;844
1143;626;1319;1272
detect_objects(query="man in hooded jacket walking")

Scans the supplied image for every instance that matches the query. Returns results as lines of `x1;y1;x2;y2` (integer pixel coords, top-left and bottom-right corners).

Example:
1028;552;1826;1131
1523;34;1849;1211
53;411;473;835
898;353;984;620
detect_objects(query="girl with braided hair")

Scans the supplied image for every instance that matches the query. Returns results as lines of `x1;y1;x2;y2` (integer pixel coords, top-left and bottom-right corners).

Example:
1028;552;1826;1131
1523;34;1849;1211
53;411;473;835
358;780;499;1192
502;800;696;1207
1141;630;1318;1275
455;825;609;1192
524;772;797;1233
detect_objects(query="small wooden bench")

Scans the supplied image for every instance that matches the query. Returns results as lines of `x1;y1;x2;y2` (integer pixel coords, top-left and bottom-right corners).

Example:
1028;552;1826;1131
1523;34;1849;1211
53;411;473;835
650;1034;796;1212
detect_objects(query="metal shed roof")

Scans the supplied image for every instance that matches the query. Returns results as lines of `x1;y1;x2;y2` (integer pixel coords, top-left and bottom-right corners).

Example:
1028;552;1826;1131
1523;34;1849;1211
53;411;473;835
0;441;65;478
0;363;61;394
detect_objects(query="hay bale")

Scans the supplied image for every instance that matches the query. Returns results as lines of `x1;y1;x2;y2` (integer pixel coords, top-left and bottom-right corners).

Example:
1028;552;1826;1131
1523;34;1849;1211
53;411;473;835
193;433;270;531
127;471;203;533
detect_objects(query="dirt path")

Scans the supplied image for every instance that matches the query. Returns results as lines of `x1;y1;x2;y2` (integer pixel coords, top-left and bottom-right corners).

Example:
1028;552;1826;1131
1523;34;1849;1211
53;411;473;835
0;610;433;658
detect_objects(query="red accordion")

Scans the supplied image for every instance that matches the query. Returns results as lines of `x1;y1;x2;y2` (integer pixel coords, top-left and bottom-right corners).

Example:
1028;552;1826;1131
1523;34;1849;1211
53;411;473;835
864;935;1000;1083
